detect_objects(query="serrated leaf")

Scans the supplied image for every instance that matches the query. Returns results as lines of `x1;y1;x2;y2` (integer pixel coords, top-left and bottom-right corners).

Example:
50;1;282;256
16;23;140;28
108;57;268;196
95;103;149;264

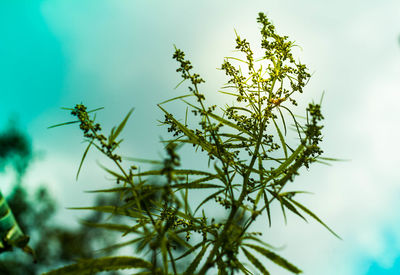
233;258;252;274
245;244;302;274
288;198;341;239
242;247;270;275
174;242;203;261
267;143;304;179
242;237;279;250
167;231;192;250
42;256;152;275
183;243;209;275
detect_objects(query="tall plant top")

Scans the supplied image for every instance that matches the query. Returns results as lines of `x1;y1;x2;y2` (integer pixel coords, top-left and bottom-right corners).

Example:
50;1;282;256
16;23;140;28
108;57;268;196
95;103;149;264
46;12;339;275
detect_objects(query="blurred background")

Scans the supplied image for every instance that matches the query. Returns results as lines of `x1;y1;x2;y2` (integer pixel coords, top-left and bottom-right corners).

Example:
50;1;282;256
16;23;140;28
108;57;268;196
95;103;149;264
0;0;399;274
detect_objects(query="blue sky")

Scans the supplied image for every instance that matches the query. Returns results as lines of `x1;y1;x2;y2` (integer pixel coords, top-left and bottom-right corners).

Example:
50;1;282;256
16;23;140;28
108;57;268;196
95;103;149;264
1;1;400;274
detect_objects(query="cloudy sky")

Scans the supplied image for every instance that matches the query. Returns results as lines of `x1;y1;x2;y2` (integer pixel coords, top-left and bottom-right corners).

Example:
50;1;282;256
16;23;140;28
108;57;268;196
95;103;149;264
1;1;400;274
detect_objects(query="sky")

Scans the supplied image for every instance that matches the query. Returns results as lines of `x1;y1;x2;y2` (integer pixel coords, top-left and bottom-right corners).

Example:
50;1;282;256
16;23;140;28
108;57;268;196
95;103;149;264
1;0;400;274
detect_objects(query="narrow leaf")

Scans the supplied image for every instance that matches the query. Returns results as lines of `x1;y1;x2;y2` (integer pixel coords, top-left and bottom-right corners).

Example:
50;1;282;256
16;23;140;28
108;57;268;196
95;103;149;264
158;105;213;153
68;206;145;219
242;247;270;275
85;187;130;193
42;256;152;275
263;190;272;227
76;140;94;180
272;117;288;159
47;120;79;129
135;169;214;177
267;143;304;179
79;221;132;233
158;93;194;105
245;244;302;274
109;108;134;144
194;189;226;214
170;183;224;190
174;242;203;261
289;198;342;239
183;243;209;275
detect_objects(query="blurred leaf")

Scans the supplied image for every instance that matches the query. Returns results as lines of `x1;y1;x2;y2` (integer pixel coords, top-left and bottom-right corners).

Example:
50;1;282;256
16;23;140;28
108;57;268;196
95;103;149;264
244;244;302;274
183;243;209;275
42;256;152;275
242;247;270;275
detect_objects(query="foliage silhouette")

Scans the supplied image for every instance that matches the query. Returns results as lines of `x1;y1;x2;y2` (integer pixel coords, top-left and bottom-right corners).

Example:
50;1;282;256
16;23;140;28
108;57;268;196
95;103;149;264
0;122;122;275
47;12;339;274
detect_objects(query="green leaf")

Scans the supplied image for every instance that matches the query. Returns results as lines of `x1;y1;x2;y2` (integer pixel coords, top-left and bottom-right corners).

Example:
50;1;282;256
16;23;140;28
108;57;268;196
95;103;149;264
47;120;80;129
288;198;342;239
174;242;203;261
245;244;302;274
167;231;192;250
233;258;252;274
272;117;288;159
79;221;133;233
170;183;224;190
242;247;270;275
183;243;210;275
267;143;304;179
85;187;130;193
87;107;105;113
218;132;248;142
76;140;93;180
202;107;253;136
122;157;163;164
97;162;127;182
158;93;194;105
277;106;287;135
280;105;303;140
158;105;213;153
194;188;226;214
242;236;279;250
42;256;152;275
109;108;134;145
266;189;307;224
96;238;144;253
68;206;145;219
263;190;272;227
135;169;214;177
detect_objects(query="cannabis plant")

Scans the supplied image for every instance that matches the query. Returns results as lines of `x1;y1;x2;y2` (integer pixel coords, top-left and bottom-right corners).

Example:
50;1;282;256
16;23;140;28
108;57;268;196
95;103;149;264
46;12;338;275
